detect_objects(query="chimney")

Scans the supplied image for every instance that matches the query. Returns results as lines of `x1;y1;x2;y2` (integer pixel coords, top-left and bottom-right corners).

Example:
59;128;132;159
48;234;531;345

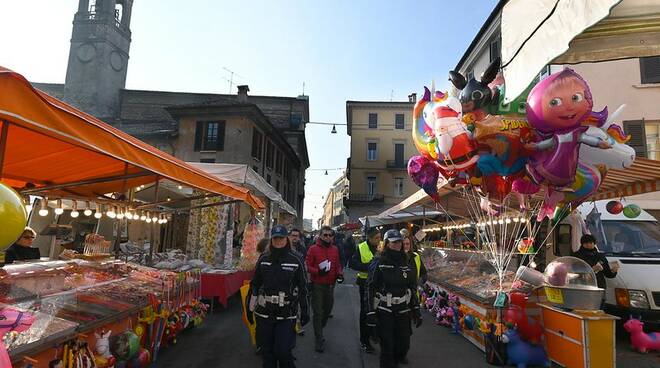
408;93;417;103
237;85;250;103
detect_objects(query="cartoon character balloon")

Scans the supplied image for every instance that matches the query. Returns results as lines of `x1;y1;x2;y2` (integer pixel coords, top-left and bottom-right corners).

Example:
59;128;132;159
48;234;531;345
0;183;28;251
525;68;612;188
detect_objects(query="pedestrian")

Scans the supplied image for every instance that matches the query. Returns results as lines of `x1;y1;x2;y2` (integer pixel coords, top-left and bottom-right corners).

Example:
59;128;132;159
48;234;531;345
349;227;381;353
257;238;269;255
246;225;310;368
572;234;619;290
400;229;428;285
366;229;422;367
305;226;343;352
288;228;308;337
4;227;40;265
343;234;356;268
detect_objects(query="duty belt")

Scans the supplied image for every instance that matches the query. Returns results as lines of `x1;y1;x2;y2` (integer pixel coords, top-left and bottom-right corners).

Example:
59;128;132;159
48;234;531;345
375;289;411;308
258;292;291;307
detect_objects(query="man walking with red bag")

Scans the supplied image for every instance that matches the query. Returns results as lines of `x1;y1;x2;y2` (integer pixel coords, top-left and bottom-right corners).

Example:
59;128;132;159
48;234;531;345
305;226;344;353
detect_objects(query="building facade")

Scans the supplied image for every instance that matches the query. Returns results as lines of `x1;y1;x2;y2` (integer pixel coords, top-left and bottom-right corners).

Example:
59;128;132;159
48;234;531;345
33;0;308;225
455;1;660;161
320;173;349;227
344;98;418;222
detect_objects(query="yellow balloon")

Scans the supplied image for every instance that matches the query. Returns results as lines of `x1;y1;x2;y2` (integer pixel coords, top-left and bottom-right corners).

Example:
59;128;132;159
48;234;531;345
0;183;27;251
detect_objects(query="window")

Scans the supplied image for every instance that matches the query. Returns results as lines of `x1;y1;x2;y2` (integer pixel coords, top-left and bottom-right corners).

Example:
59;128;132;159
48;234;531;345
251;129;263;160
253;165;259;173
200;158;216;163
367;142;377;161
640;56;660;84
395;114;405;129
539;65;551;80
265;141;275;168
489;38;501;62
276;180;280;192
466;70;474;81
368;113;378;129
394;178;404;197
394;143;404;165
266;174;271;184
290;112;303;128
275;150;283;174
194;121;225;151
366;176;377;197
624;120;648;158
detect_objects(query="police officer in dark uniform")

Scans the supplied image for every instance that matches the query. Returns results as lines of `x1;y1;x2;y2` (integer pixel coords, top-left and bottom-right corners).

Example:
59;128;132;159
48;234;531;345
246;225;310;368
366;229;422;368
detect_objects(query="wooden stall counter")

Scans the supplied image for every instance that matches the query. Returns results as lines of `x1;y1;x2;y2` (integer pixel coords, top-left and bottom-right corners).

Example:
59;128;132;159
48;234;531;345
540;303;618;368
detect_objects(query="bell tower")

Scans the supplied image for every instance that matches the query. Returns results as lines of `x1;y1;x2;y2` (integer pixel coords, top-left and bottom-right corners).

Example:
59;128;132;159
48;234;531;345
64;0;133;119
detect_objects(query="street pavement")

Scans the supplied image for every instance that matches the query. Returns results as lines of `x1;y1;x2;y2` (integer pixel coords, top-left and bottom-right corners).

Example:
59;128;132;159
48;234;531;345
155;269;660;367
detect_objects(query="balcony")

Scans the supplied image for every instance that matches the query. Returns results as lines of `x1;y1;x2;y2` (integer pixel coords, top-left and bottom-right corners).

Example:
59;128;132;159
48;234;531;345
343;193;385;206
386;160;407;170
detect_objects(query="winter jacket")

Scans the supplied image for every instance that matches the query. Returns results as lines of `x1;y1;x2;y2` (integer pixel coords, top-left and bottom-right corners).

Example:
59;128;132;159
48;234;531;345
366;249;419;315
305;238;343;285
572;246;617;289
248;246;309;320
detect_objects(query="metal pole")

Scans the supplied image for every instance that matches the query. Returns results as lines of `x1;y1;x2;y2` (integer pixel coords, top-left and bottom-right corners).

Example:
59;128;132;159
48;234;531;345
149;178;160;263
0;120;9;179
20;171;153;194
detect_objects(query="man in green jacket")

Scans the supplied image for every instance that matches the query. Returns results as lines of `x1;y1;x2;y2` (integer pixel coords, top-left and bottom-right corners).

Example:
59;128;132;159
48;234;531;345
349;227;381;353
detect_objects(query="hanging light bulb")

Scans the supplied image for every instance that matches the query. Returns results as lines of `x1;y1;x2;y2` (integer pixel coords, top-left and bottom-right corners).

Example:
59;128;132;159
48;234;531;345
54;199;64;215
25;197;33;213
146;216;152;224
163;216;168;224
140;212;147;221
116;207;125;220
167;197;171;202
70;201;80;218
84;201;93;216
521;217;528;223
513;217;520;223
151;213;158;223
498;219;504;225
94;206;103;219
178;185;183;190
125;210;133;220
505;218;512;224
39;198;49;217
106;206;117;219
331;125;337;134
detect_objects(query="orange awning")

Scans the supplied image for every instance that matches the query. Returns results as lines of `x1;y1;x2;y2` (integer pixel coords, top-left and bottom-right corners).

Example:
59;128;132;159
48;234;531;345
0;66;264;210
591;158;660;201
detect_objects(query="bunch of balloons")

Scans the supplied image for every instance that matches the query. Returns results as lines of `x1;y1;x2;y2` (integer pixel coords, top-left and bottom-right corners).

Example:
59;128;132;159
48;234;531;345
408;59;636;223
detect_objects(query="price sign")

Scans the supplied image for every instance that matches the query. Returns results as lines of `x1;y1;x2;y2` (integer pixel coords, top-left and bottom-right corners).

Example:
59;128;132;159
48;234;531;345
493;291;507;307
545;287;564;304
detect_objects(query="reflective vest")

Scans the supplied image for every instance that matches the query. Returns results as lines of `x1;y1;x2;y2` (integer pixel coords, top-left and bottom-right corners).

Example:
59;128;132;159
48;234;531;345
356;241;374;279
413;252;421;280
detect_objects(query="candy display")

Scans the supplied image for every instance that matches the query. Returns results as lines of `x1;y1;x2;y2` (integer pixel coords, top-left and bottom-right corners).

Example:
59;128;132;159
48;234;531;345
420;247;516;302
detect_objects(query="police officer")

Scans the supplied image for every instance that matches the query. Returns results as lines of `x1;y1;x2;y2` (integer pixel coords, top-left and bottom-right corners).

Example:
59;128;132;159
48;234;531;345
349;227;381;353
400;229;428;286
366;229;422;368
246;225;310;368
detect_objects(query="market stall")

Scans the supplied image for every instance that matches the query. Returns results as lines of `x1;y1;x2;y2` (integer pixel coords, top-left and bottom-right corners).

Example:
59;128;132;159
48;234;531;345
0;66;265;367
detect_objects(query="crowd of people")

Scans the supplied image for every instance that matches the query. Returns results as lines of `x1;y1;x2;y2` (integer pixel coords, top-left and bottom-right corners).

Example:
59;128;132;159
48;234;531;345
245;225;426;368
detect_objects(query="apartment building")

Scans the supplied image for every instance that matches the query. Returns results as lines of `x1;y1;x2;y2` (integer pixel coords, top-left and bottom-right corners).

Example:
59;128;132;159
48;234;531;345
320;173;349;227
344;97;418;223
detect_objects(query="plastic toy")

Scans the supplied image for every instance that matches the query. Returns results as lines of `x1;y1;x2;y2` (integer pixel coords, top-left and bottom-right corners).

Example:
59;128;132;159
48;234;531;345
623;318;660;353
502;330;550;368
94;330;116;368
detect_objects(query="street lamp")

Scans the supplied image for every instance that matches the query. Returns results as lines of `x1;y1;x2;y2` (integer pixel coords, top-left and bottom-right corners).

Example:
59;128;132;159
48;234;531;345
331;125;337;134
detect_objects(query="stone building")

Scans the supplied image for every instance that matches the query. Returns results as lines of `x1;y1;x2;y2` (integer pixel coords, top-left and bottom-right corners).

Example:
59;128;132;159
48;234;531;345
33;0;308;225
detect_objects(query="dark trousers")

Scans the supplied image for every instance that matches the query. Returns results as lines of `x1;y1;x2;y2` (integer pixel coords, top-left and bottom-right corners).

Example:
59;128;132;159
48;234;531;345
377;310;411;368
358;279;370;344
311;283;335;338
256;317;296;368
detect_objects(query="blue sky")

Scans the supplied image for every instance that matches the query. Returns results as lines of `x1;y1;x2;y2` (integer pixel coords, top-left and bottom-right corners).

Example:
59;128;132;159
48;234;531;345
2;0;496;224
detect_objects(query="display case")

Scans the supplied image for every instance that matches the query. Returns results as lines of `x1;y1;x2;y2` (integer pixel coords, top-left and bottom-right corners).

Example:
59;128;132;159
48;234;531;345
420;247;519;303
0;258;190;361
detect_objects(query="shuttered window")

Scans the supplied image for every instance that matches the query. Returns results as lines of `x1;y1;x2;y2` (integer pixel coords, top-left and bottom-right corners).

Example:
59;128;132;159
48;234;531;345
624;120;647;158
640;56;660;84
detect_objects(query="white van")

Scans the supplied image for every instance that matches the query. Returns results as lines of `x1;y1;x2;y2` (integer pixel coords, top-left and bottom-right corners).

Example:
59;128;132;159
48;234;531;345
552;200;660;325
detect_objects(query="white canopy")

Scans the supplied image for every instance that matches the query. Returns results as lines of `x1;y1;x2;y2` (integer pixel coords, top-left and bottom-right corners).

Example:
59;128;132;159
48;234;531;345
501;0;660;102
188;163;297;216
359;207;444;228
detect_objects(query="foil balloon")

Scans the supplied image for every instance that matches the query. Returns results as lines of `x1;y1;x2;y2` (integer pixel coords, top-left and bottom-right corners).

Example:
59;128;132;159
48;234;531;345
0;182;28;251
473;115;531;178
526;68;612;188
606;200;624;215
408;155;441;201
623;204;642;218
549;163;605;223
579;105;635;170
